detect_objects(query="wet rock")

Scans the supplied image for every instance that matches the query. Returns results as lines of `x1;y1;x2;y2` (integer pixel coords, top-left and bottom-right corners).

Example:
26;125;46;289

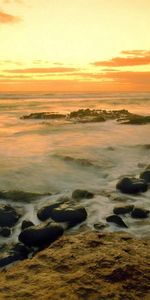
0;190;51;202
37;203;61;221
72;189;94;200
0;227;11;237
94;222;107;230
116;177;148;194
19;223;64;248
0;254;24;268
0;204;20;227
0;243;31;268
51;207;87;228
140;170;150;184
131;208;149;219
106;215;128;228
21;220;35;231
113;205;134;215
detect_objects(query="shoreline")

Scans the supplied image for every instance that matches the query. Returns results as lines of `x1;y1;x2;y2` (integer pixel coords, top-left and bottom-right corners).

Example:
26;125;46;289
0;230;149;300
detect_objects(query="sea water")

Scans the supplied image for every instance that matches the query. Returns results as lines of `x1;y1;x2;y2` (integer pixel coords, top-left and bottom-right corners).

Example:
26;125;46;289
0;92;150;242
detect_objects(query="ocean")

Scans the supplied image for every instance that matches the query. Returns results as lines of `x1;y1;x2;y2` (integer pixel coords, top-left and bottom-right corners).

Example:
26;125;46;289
0;91;150;243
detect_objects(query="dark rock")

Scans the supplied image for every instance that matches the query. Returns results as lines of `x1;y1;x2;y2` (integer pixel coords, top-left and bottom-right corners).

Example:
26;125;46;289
113;205;134;215
0;253;24;268
140;170;150;184
51;207;87;228
131;208;149;219
37;203;61;221
21;220;35;231
0;227;11;237
106;215;128;228
0;190;51;202
19;223;64;248
72;189;94;200
116;177;148;194
0;243;31;268
0;204;20;227
11;243;31;258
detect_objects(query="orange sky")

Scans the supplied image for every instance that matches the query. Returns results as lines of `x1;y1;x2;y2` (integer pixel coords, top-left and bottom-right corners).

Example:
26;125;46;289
0;0;150;92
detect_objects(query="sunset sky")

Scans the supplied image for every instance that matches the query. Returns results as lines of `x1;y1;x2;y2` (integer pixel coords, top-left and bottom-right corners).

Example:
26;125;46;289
0;0;150;92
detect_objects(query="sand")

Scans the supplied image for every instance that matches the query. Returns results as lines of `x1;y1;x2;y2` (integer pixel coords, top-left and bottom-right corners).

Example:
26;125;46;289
0;231;149;300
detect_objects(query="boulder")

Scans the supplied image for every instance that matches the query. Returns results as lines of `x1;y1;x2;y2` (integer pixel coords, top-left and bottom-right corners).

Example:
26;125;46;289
0;204;20;227
131;208;149;219
72;189;94;200
21;220;35;231
51;207;87;228
106;215;128;228
0;227;11;237
140;170;150;184
37;203;61;221
113;205;134;215
116;177;148;194
18;223;64;248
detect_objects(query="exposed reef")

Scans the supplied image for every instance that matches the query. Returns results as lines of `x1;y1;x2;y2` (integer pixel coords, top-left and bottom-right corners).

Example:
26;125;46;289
20;108;150;125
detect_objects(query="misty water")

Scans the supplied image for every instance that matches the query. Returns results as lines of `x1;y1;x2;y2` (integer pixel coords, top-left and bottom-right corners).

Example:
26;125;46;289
0;92;150;243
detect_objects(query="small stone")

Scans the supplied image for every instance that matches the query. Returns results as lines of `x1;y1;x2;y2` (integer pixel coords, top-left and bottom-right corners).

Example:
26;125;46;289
113;205;134;215
106;215;128;228
131;208;149;219
21;220;35;231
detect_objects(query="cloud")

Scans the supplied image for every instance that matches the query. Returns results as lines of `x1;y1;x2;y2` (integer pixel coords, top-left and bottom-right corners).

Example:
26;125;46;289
0;71;150;92
0;10;21;23
2;0;23;4
92;50;150;67
3;67;79;73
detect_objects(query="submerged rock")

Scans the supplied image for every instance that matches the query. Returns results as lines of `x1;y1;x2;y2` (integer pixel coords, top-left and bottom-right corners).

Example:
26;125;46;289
0;204;20;228
106;215;128;228
120;115;150;125
19;223;64;248
51;207;87;228
37;203;61;221
21;220;35;231
72;189;94;200
0;190;51;202
116;177;148;194
21;112;66;120
94;222;108;231
113;205;134;215
140;170;150;184
131;208;149;219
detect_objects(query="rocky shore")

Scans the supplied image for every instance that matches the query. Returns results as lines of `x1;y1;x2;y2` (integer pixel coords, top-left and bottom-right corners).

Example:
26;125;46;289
20;108;150;125
0;231;149;300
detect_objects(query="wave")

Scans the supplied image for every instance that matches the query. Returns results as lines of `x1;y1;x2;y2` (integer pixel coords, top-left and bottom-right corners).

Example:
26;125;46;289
0;91;150;101
53;154;114;170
